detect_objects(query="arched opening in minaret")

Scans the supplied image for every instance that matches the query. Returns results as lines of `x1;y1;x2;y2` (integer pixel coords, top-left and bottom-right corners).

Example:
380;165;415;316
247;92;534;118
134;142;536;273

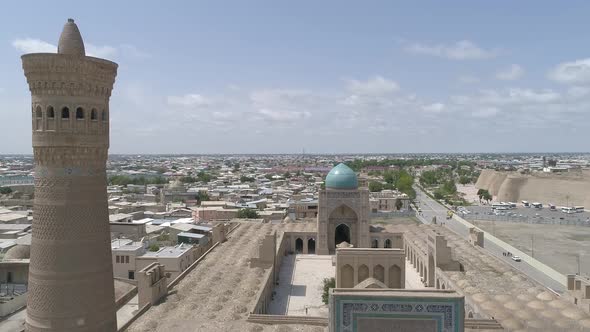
335;224;351;246
76;107;85;119
61;107;70;119
35;106;42;118
47;106;55;118
101;109;107;121
90;109;97;120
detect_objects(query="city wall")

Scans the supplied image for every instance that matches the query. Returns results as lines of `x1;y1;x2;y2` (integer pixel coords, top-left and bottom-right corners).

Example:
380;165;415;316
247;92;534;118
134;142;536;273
476;169;590;207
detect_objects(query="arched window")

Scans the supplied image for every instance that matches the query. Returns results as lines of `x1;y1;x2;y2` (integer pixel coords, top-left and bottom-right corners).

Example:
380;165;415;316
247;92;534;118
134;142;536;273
101;109;107;121
76;107;84;119
47;106;55;118
35;106;42;118
90;109;97;120
384;239;392;248
61;107;70;119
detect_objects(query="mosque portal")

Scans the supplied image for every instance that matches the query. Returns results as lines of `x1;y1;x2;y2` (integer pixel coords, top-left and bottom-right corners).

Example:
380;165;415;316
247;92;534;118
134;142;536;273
317;163;370;254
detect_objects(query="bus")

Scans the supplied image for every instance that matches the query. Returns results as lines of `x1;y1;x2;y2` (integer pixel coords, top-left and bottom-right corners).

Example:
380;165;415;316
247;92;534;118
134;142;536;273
575;206;585;213
531;202;543;209
492;203;511;210
561;207;575;214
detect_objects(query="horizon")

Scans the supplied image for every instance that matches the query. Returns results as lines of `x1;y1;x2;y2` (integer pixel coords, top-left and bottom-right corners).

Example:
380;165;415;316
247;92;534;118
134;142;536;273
3;1;590;154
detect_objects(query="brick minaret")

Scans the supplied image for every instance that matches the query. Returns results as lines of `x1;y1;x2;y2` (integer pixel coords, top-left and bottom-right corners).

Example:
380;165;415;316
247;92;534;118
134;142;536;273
21;19;118;331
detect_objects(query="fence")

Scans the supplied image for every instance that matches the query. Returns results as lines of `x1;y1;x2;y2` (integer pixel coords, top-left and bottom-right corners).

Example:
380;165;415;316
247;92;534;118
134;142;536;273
370;210;416;219
462;212;590;227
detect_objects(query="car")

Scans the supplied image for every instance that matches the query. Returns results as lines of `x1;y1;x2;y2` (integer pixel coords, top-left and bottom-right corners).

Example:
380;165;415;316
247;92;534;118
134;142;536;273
512;256;522;262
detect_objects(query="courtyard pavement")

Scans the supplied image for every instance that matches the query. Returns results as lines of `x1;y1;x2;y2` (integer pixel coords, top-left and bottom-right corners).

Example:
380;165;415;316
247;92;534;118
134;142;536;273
269;254;334;317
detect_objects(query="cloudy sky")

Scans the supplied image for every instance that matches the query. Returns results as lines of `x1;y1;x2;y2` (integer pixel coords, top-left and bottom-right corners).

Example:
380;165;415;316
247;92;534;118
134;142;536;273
2;1;590;154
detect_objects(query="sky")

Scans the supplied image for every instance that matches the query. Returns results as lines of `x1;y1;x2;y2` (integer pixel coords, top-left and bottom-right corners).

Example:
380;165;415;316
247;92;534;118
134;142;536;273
2;1;590;154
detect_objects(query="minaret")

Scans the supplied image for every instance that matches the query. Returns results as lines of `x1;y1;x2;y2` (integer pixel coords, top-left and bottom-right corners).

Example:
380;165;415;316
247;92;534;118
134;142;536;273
21;19;118;331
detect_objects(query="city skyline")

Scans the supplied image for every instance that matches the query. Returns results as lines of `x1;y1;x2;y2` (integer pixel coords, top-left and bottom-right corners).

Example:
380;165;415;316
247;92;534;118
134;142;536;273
3;1;590;154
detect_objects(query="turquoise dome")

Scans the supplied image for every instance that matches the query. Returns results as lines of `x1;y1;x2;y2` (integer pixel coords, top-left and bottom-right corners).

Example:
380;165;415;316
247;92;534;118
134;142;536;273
325;163;358;189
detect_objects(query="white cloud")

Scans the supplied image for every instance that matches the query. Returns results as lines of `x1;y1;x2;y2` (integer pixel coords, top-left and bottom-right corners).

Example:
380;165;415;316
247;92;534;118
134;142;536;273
12;38;56;53
549;58;590;84
472;107;499;118
86;44;117;59
495;64;524;80
422;103;446;113
404;40;500;60
250;89;313;108
167;94;212;108
346;76;399;95
257;108;311;122
11;38;144;60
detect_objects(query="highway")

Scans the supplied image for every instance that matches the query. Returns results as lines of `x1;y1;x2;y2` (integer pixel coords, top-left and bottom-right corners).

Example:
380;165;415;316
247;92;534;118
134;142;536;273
413;185;566;293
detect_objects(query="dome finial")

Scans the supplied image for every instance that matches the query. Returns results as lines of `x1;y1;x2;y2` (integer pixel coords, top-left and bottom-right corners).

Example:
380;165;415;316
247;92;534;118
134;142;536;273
58;18;85;56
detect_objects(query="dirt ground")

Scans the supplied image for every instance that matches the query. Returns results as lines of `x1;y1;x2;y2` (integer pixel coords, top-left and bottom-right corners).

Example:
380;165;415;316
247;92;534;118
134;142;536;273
473;219;590;275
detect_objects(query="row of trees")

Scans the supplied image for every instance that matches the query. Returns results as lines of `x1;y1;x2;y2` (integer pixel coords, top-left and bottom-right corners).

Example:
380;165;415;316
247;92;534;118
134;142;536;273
109;175;168;186
0;187;13;195
347;158;475;171
178;171;215;184
368;169;416;199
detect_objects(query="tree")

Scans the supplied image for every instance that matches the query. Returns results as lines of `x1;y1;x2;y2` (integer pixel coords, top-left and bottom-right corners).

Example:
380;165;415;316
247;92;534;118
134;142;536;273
321;277;336;304
283;172;292;178
197;191;209;202
441;180;457;195
368;181;383;192
482;191;492;203
395;199;403;211
265;174;274;181
458;176;471;185
196;171;213;183
0;187;13;195
240;176;255;183
149;244;160;252
237;208;259;219
433;190;445;200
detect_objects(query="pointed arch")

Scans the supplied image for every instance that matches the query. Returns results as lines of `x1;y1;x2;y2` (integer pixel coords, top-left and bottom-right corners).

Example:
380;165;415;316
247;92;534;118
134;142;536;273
373;264;385;283
341;264;354;288
358;264;369;283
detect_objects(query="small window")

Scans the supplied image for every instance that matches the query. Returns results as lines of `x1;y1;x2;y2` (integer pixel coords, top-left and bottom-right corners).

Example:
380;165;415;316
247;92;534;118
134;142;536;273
90;109;97;120
125;256;129;264
101;110;107;121
76;107;84;119
47;106;55;118
116;255;120;263
35;106;42;118
61;107;70;119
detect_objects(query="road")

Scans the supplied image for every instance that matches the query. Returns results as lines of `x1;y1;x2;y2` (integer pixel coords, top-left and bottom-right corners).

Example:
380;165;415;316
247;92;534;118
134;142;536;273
413;185;566;293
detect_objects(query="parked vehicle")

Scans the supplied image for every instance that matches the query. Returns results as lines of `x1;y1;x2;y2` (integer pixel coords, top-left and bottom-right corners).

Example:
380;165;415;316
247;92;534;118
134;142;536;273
531;202;542;209
522;200;530;207
512;256;522;262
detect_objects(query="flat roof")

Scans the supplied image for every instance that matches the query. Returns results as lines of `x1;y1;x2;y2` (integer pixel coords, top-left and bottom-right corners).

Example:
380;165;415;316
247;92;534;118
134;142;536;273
178;232;205;239
140;245;191;258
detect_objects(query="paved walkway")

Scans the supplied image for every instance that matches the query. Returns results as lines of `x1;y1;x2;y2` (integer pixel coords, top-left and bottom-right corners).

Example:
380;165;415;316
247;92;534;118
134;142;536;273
269;254;334;317
116;294;139;330
405;258;426;289
0;309;25;332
